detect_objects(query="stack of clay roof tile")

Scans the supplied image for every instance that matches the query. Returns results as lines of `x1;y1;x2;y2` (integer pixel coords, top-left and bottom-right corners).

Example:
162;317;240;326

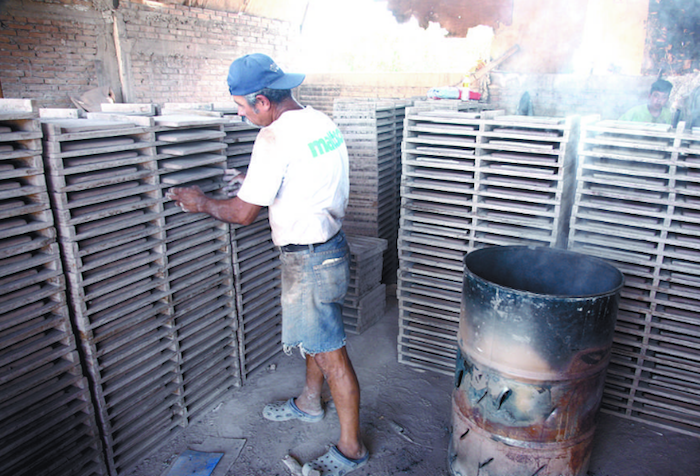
397;108;579;376
208;104;283;379
344;235;388;334
154;113;241;421
105;103;282;380
569;118;700;438
210;102;259;172
333;98;412;285
41;110;178;475
228;208;281;377
0;99;107;476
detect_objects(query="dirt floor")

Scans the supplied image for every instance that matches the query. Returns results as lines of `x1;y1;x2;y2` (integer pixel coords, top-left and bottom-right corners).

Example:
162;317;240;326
126;290;700;476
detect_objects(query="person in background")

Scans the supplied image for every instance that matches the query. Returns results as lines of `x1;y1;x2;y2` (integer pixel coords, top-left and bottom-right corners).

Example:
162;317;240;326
619;78;674;125
166;53;368;476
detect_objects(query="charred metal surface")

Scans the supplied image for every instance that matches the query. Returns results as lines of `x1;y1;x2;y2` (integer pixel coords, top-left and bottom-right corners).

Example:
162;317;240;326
450;246;623;476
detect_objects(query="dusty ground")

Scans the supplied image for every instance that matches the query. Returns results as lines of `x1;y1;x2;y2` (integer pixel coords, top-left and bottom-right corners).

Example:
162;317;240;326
127;291;700;476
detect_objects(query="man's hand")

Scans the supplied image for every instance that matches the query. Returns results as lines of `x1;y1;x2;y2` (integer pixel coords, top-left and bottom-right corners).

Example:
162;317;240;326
166;184;262;225
166;185;207;213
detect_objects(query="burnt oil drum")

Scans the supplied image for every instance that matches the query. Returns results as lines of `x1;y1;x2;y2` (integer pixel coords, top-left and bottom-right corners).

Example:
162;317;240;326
449;246;624;476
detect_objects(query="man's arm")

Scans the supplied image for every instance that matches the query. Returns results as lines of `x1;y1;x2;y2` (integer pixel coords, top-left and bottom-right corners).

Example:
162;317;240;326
166;185;262;225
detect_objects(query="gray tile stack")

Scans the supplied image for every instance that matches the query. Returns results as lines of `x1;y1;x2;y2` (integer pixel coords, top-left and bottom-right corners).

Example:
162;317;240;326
212;102;259;172
102;103;282;381
210;105;283;380
569;118;700;438
344;235;388;334
153;114;241;420
0;100;107;476
41;111;164;475
229;209;282;377
333;98;412;285
397;108;579;375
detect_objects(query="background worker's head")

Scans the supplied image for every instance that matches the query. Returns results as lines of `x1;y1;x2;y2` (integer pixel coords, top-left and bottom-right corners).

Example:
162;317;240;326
648;79;673;115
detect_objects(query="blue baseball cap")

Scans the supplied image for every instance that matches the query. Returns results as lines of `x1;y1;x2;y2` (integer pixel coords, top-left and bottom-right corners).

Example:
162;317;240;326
227;53;305;96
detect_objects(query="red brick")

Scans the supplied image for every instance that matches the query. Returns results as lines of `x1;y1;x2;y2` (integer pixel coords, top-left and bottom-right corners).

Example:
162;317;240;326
4;22;34;31
21;77;46;84
11;50;37;58
0;69;25;78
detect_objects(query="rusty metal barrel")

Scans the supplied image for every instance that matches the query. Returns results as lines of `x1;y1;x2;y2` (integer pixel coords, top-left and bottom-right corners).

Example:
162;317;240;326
449;246;624;476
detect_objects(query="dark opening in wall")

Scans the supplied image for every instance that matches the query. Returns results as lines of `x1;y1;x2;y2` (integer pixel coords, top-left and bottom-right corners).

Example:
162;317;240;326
646;0;700;74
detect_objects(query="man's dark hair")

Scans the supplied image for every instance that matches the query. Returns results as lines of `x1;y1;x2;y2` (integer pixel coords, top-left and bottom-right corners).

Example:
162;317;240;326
244;88;292;106
651;79;673;95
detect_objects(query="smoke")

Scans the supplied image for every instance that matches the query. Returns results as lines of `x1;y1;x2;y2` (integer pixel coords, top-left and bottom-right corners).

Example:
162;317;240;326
385;0;513;36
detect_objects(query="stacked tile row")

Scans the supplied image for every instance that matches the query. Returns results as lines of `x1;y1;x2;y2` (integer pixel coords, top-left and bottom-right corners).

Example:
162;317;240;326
397;108;579;375
344;235;387;335
41;113;178;475
211;103;259;172
333;98;411;285
0;99;108;475
211;106;283;380
569;119;700;438
229;209;282;378
153;114;241;419
101;103;281;380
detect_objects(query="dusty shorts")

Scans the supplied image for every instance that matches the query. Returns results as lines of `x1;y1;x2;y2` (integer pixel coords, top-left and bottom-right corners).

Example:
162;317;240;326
279;230;350;357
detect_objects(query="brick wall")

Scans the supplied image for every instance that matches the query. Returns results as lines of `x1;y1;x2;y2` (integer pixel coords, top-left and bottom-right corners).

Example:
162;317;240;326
116;1;299;105
0;0;299;108
0;0;117;108
298;72;464;116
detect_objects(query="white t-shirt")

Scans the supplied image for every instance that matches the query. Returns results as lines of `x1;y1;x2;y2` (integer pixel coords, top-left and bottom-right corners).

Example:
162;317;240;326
237;106;349;247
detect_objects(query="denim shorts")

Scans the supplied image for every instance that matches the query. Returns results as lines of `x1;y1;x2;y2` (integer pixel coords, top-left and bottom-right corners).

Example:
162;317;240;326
279;230;350;356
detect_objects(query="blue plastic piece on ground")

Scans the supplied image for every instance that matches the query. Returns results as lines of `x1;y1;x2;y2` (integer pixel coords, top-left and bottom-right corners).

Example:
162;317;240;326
166;449;224;476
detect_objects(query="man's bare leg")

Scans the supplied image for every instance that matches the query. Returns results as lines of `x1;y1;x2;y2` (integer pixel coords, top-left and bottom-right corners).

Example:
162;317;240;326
293;354;325;416
313;346;365;460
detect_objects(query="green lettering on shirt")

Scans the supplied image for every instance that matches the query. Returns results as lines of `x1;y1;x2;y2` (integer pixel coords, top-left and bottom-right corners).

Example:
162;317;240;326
308;128;345;158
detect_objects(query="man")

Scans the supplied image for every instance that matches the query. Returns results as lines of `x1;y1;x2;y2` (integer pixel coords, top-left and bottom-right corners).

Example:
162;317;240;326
619;78;674;125
166;53;368;476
